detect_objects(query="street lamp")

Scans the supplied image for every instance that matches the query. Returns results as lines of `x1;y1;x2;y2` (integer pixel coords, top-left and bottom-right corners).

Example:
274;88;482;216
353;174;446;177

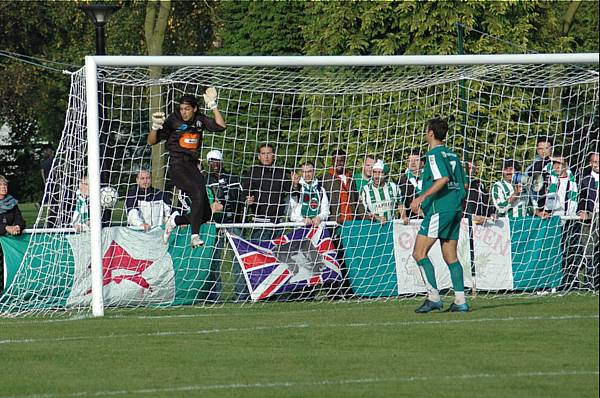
80;3;121;221
79;3;121;55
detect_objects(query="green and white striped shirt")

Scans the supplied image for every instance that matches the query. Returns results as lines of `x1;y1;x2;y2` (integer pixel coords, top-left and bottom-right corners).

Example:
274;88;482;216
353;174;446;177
360;180;401;221
545;169;578;216
491;179;530;218
71;190;90;227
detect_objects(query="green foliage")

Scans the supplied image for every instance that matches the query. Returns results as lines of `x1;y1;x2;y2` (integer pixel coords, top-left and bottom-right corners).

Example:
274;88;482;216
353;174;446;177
215;1;305;55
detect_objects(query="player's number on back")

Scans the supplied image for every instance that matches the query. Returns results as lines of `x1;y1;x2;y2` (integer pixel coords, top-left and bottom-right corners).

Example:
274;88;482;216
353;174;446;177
449;160;457;172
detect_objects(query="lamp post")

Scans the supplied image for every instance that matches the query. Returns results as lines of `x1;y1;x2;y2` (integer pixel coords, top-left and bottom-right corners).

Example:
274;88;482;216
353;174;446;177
79;3;121;55
80;3;121;228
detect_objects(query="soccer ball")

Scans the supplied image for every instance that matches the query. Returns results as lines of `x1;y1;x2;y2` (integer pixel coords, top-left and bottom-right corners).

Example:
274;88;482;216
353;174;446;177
100;186;118;209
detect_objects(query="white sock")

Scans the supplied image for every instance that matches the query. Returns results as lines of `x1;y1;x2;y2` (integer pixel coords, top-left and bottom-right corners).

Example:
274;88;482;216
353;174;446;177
191;234;200;241
419;267;440;302
454;291;466;305
169;212;179;227
427;289;441;302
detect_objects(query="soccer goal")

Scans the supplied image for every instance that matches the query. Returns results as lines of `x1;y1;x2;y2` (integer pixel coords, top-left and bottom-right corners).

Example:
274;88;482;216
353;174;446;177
0;54;598;318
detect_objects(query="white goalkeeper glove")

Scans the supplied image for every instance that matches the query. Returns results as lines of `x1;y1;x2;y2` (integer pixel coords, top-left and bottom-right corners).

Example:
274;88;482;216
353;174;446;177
203;87;218;110
151;112;166;130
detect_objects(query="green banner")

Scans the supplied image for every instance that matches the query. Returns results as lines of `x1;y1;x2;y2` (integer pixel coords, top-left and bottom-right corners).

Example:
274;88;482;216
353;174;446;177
340;217;564;297
340;221;399;297
1;234;31;291
510;216;562;290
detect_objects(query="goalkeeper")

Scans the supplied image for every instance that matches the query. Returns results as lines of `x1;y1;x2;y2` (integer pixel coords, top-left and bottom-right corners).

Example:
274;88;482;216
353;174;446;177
410;118;470;313
147;89;226;248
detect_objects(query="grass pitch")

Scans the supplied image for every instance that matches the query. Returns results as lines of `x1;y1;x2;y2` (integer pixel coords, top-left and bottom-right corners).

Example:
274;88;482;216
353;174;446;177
0;294;598;398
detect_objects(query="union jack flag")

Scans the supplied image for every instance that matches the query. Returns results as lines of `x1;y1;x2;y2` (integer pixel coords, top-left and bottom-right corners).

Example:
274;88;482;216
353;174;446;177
225;225;342;301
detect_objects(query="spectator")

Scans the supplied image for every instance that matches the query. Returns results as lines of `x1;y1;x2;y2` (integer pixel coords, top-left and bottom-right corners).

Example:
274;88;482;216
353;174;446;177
358;159;406;224
147;90;226;248
352;154;375;193
540;152;580;290
322;149;360;224
0;175;26;236
203;149;245;302
526;136;554;216
125;169;173;233
71;175;90;232
399;148;424;220
577;151;599;291
204;150;244;225
289;161;330;227
0;175;26;294
539;153;578;218
464;160;495;224
40;147;55;185
242;143;292;241
491;159;531;218
527;136;554;174
321;149;360;298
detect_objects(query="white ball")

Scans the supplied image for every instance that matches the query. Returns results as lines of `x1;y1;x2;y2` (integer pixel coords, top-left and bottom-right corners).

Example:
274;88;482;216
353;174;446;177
100;186;118;209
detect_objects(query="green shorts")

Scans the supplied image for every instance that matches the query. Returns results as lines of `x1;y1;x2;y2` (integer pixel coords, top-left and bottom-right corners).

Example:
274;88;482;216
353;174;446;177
419;211;462;240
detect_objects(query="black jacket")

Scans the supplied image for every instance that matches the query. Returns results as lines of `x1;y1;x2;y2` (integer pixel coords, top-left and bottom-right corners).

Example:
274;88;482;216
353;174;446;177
0;205;26;236
578;173;598;219
205;170;244;223
242;165;291;222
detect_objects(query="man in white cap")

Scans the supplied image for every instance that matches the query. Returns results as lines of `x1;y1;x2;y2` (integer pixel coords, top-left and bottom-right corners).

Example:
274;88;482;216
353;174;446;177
203;149;244;225
203;149;245;302
358;159;406;224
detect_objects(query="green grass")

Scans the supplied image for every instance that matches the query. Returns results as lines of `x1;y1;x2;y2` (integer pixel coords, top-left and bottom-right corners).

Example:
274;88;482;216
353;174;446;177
20;201;128;229
0;294;598;398
19;202;39;228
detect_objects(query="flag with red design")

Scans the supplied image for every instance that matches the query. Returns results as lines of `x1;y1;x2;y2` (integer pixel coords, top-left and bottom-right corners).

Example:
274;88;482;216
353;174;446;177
226;225;341;301
66;227;175;307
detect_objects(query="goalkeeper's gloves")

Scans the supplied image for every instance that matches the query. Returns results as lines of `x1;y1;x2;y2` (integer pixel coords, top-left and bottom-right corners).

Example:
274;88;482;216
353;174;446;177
203;87;218;110
151;112;166;130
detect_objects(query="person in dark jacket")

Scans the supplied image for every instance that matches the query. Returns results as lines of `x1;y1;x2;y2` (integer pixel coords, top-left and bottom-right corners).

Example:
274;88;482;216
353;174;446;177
1;175;26;293
398;148;424;221
203;149;245;302
464;160;496;224
0;175;26;236
577;152;599;291
242;143;293;241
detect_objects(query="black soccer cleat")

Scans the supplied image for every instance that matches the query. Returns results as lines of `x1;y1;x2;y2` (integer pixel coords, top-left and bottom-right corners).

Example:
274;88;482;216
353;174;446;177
415;299;444;314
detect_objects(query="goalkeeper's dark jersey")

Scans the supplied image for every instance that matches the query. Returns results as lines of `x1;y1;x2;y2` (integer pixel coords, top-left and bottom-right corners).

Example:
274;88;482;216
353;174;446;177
158;111;225;159
421;145;468;215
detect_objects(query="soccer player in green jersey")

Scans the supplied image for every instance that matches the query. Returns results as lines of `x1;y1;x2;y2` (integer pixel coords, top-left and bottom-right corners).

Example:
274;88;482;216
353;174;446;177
410;118;470;313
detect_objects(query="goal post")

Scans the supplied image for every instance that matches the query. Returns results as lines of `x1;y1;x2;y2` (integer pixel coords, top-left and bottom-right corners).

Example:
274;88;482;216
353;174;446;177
85;56;105;317
1;53;597;318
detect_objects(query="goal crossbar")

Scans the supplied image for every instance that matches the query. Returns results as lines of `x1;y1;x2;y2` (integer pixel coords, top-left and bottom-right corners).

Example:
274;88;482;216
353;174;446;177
89;53;599;67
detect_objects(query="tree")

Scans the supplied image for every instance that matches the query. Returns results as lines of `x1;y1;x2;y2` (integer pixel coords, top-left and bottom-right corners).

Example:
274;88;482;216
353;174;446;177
214;1;305;55
145;0;171;190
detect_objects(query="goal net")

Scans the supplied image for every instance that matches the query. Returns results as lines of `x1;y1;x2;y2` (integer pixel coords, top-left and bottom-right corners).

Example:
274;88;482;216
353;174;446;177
0;55;598;317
